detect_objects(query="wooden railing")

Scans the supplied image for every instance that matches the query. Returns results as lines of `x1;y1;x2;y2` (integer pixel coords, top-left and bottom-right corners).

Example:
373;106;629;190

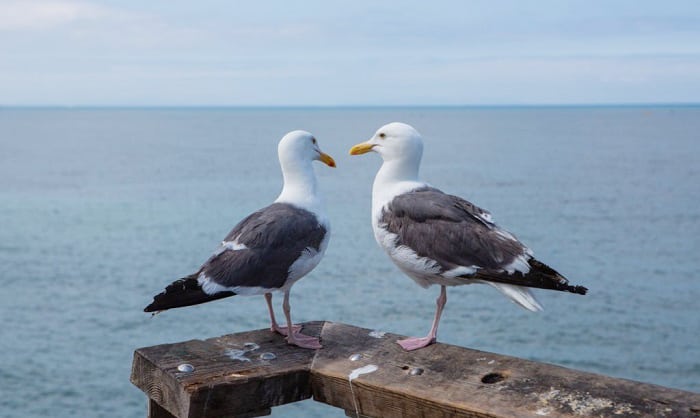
131;321;700;418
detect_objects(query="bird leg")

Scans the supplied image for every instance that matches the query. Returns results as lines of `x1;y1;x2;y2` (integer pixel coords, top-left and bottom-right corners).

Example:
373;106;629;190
264;293;301;336
281;290;322;349
398;285;447;351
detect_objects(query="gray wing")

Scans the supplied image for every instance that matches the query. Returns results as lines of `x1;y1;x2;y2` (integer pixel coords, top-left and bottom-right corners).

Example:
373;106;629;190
381;187;530;273
200;203;327;289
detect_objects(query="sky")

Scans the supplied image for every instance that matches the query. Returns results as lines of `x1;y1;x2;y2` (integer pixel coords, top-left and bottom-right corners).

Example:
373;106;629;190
1;0;699;106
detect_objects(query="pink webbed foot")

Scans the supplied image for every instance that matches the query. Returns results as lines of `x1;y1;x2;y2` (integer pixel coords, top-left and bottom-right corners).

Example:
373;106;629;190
397;336;436;351
271;323;302;336
286;331;322;349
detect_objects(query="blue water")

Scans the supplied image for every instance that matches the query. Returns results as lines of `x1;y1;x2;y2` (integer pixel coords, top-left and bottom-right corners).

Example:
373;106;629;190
1;106;698;417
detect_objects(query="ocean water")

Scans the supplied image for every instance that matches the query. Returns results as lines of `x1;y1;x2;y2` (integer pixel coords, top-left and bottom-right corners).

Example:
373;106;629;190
0;106;698;417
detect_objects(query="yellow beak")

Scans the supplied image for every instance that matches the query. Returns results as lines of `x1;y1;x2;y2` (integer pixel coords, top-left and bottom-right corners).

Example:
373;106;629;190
349;142;375;155
318;151;336;167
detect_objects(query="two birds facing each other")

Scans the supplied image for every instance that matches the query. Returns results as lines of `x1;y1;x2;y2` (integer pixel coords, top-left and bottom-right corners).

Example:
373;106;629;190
144;122;588;351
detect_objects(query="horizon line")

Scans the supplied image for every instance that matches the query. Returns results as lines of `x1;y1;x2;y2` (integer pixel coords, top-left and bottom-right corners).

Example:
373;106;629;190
1;102;699;110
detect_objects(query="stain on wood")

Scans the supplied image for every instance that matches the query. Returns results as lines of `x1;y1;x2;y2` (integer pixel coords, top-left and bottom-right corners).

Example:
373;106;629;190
131;321;700;418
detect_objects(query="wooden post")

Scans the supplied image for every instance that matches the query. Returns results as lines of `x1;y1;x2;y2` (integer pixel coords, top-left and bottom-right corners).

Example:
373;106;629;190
131;321;700;418
149;399;177;418
131;322;320;418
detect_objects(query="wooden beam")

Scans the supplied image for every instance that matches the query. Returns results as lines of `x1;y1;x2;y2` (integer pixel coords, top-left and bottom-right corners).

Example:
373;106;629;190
311;322;700;417
131;321;700;418
131;322;321;418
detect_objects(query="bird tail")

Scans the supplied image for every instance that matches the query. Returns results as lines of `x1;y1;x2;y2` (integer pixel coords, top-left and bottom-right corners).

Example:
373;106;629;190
485;282;544;312
473;258;588;295
144;273;236;313
527;259;588;294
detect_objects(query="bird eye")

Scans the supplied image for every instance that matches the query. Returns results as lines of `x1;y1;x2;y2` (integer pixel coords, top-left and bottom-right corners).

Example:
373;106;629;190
312;137;317;144
378;133;386;139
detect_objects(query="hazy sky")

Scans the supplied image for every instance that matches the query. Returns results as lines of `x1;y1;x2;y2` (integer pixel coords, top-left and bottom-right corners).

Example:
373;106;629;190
1;0;699;106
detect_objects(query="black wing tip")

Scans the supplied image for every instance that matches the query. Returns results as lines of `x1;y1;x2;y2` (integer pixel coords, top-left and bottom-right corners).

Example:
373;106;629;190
143;304;158;313
530;259;588;295
143;298;170;313
142;274;236;313
570;284;588;295
550;278;588;295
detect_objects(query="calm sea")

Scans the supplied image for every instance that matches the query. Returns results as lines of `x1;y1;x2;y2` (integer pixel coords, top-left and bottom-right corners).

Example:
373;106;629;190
1;106;698;417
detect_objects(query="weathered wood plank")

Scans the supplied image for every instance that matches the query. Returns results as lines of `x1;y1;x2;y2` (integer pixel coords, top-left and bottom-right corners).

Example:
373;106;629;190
311;322;700;418
132;321;700;418
131;322;322;418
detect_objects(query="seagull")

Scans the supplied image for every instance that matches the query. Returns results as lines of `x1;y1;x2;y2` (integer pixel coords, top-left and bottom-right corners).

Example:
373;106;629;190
349;122;587;351
144;130;336;349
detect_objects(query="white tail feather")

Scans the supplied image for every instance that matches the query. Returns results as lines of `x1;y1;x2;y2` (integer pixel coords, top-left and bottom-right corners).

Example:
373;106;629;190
486;282;543;312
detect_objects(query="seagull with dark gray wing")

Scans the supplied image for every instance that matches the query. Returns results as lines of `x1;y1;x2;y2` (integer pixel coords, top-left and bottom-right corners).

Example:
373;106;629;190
350;122;586;351
145;130;336;349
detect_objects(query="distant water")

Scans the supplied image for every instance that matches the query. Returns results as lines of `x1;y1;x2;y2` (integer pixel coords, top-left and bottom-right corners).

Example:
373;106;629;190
1;106;699;417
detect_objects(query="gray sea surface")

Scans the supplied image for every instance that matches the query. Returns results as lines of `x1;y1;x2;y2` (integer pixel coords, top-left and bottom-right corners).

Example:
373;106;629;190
1;106;699;417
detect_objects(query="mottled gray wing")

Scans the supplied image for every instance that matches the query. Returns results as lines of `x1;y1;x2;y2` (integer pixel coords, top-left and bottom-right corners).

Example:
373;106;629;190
381;187;529;272
201;203;327;289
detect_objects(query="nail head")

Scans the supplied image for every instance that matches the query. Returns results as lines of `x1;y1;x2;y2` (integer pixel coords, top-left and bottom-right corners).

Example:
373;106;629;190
177;363;194;373
243;342;259;350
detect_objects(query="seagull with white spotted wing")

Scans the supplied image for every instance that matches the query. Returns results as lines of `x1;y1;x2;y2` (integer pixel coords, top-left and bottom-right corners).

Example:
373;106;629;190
350;122;587;351
145;130;336;349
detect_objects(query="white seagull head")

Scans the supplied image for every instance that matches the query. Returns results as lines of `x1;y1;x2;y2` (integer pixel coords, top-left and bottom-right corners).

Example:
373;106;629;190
349;122;425;188
276;130;335;215
278;130;336;169
349;122;423;165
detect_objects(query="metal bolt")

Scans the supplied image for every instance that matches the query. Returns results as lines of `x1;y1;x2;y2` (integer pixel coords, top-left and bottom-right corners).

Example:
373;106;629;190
177;363;194;373
243;342;259;351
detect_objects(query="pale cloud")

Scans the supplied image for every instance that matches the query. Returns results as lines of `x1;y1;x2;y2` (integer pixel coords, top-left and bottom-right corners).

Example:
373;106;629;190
0;0;699;105
0;0;120;31
0;1;209;53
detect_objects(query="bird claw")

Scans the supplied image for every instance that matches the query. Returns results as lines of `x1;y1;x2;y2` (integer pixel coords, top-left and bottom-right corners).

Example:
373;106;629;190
286;332;322;349
397;336;436;351
271;323;303;336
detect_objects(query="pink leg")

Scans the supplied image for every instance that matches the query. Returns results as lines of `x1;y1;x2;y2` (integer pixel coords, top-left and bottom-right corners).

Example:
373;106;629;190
398;285;447;351
282;291;322;349
264;293;301;336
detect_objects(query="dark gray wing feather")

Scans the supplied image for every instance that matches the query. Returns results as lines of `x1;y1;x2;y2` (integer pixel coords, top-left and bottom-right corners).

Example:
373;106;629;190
144;273;235;312
201;203;326;289
382;187;527;271
382;187;587;294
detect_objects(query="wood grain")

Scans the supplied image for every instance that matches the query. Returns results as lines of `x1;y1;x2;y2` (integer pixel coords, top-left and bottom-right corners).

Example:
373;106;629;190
131;322;321;418
131;321;700;418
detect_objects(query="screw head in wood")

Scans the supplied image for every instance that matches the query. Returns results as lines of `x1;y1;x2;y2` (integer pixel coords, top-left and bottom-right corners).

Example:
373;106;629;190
243;342;259;351
177;363;194;373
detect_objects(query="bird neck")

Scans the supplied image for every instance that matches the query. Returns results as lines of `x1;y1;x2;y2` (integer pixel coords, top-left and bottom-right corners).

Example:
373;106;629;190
371;158;423;219
276;161;322;213
374;157;421;187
